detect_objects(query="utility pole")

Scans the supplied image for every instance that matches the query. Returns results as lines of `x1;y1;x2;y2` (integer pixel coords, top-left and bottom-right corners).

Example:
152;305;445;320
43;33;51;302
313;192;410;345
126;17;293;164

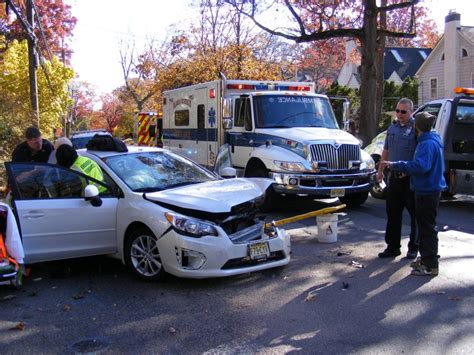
26;0;40;127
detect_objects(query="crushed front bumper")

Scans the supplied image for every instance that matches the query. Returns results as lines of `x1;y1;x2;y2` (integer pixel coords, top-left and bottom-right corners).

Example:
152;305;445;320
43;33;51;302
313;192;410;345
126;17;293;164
157;224;291;279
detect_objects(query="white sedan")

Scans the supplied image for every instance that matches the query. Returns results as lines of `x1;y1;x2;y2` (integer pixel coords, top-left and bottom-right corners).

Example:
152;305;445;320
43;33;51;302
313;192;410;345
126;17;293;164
5;146;291;281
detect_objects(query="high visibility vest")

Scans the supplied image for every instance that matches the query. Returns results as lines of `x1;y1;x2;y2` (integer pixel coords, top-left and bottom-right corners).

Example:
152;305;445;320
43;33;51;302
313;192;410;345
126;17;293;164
72;156;106;192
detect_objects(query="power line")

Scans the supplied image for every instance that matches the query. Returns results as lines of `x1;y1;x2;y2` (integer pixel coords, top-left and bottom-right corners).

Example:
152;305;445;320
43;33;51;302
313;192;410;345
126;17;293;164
31;0;52;61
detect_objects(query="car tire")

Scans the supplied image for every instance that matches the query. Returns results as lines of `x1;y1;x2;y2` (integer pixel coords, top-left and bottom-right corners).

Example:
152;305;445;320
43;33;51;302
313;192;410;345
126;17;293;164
339;191;369;208
247;167;280;212
125;227;166;281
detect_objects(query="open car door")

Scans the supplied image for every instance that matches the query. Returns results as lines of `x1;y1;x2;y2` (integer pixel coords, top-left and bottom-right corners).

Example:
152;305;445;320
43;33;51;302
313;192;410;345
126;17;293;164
5;162;118;264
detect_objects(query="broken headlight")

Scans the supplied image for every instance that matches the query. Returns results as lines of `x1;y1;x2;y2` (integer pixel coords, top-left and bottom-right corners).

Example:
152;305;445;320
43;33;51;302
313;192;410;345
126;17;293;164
165;212;218;238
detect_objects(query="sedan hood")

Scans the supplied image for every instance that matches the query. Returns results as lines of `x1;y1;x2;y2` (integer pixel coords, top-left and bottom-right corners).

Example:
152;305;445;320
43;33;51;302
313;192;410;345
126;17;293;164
145;178;272;213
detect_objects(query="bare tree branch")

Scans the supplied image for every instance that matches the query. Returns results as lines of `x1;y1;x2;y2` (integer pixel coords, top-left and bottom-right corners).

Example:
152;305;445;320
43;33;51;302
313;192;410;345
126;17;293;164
377;0;419;13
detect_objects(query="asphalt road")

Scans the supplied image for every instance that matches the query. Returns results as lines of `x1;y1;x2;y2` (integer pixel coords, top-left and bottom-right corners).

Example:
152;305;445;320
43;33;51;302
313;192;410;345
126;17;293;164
1;195;473;354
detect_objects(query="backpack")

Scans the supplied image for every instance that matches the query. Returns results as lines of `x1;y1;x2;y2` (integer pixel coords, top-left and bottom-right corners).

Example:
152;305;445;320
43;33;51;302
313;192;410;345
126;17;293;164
86;134;128;152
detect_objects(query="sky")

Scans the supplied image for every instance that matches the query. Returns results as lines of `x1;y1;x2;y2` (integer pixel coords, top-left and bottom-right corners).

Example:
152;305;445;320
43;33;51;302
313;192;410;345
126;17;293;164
65;0;474;96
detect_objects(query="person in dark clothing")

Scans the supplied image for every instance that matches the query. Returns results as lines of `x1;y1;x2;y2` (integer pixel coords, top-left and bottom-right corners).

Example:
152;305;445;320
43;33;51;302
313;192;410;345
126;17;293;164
12;126;54;163
382;112;447;276
377;98;418;259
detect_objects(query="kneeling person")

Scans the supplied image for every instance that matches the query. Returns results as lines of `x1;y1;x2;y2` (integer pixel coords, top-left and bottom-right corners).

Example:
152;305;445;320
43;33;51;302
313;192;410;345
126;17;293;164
56;145;105;193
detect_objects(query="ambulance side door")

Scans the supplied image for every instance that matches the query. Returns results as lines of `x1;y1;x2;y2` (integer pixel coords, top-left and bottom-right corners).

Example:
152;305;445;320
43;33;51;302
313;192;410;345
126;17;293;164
195;87;211;166
227;96;255;169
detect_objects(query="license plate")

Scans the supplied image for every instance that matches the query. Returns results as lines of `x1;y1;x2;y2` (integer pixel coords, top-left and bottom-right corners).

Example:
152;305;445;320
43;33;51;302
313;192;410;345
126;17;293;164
249;242;270;260
330;188;345;197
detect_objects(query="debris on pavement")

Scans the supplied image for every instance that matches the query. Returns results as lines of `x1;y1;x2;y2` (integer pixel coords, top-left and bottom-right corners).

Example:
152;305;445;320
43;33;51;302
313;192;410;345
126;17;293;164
337;250;352;256
10;322;26;331
349;260;365;268
304;291;317;302
169;327;177;334
448;296;463;301
342;282;350;290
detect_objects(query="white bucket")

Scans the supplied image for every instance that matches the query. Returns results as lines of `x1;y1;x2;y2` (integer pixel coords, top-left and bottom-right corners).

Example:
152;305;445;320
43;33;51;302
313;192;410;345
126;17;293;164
316;214;338;243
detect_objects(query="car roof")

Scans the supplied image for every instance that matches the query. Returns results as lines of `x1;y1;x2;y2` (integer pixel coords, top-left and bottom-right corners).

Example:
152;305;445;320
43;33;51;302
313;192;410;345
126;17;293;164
79;145;164;159
71;130;110;138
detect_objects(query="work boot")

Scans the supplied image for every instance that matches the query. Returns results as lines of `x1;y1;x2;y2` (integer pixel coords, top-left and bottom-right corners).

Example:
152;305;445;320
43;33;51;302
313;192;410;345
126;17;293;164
411;264;439;276
378;248;401;258
406;248;418;260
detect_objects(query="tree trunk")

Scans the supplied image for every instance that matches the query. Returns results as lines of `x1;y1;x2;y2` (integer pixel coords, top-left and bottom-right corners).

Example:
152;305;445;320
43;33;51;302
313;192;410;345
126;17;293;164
375;0;387;133
358;0;378;146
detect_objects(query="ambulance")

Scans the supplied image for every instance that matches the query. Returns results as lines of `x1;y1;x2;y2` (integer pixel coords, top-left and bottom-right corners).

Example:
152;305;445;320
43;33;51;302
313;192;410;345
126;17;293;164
134;112;163;147
162;79;376;209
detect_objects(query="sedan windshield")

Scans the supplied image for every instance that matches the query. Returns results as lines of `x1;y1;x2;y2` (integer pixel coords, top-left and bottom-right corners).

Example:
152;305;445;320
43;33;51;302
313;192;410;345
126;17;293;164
254;95;338;129
103;151;217;192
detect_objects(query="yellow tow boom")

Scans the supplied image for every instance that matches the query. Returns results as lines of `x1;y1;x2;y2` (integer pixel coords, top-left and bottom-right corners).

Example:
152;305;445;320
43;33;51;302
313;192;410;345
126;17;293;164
264;204;346;229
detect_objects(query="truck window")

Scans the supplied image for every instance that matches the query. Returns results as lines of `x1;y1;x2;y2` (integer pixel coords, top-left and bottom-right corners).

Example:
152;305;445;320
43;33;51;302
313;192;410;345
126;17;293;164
452;102;474;154
253;95;338;129
197;104;205;129
234;98;249;127
416;104;442;121
455;103;474;123
175;110;189;126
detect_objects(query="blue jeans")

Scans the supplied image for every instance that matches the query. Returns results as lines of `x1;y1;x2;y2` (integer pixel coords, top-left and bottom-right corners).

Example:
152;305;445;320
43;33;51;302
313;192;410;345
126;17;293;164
415;192;441;268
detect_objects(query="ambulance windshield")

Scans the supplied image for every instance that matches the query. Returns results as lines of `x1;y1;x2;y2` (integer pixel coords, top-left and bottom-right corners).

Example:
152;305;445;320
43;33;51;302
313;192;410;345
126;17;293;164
253;95;338;129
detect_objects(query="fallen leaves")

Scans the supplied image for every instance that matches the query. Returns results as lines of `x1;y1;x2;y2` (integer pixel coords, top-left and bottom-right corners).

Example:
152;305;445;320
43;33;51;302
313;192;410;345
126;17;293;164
10;322;26;331
304;291;317;302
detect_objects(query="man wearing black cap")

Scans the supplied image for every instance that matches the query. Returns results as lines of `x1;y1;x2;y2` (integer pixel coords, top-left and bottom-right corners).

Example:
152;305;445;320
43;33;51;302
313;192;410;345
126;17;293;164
382;112;447;276
12;126;54;163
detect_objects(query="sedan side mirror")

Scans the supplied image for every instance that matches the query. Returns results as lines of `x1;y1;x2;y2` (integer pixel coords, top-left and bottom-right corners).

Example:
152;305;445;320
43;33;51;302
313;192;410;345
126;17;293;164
84;184;102;207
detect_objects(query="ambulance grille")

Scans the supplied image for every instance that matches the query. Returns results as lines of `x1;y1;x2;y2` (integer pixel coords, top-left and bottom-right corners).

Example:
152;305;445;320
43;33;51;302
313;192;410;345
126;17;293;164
310;144;360;169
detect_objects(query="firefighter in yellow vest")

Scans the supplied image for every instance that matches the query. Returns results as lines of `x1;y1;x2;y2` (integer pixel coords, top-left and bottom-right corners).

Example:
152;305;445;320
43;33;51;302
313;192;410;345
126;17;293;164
56;144;106;193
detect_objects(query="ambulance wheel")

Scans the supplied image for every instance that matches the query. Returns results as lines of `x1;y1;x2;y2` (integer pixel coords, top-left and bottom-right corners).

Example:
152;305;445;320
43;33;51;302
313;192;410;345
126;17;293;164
339;192;369;208
125;227;166;281
248;168;280;212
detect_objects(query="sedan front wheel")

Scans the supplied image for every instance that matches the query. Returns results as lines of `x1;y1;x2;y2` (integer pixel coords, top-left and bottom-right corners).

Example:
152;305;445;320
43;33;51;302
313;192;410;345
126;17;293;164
125;227;166;281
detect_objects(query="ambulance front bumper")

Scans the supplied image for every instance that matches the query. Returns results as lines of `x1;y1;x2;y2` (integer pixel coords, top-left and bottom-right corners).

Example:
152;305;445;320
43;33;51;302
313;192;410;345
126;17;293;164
270;171;375;196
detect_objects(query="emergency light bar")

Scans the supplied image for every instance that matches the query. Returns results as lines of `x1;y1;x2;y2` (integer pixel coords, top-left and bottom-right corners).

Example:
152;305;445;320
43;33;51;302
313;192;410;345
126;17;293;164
226;84;311;92
454;87;474;95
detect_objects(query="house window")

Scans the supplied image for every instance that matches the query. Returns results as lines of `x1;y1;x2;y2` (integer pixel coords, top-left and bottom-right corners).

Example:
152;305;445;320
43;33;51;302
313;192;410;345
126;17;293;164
418;50;428;60
390;49;403;63
461;48;468;58
430;78;438;99
441;53;445;61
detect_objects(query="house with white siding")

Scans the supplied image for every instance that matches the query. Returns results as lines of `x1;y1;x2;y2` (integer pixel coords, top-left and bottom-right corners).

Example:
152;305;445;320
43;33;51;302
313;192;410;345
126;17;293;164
415;11;474;105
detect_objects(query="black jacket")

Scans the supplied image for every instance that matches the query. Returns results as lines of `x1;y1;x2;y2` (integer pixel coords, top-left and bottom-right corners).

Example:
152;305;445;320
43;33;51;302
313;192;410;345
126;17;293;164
11;139;54;163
